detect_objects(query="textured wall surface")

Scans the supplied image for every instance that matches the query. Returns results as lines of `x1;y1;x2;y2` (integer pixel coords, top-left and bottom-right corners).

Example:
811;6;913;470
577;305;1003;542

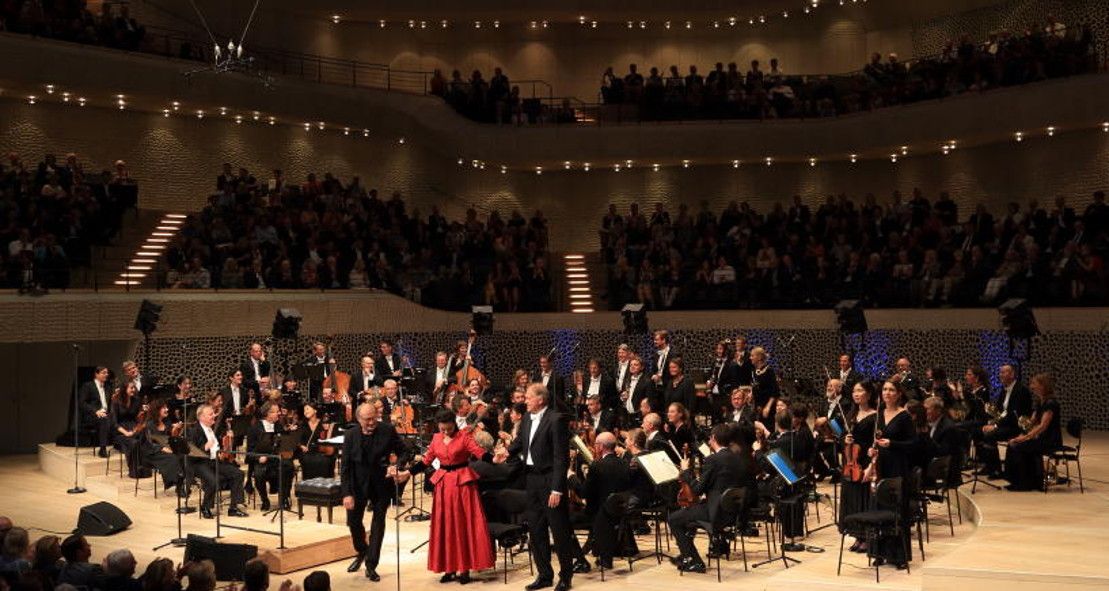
3;95;1107;252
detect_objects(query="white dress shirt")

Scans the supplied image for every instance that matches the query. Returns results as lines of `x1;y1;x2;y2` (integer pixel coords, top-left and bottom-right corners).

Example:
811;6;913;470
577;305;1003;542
96;380;107;410
201;424;219;459
625;374;640;413
251;359;262;382
587;377;601;396
616;361;629;388
525;407;548;466
231;385;242;414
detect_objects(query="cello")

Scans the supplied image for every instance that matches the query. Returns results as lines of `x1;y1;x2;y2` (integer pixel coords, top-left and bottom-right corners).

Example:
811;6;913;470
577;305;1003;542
445;329;487;404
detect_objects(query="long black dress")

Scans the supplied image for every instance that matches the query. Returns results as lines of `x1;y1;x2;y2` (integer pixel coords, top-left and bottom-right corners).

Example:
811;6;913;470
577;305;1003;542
839;412;876;521
874;409;915;565
1004;398;1062;491
298;419;337;480
140;418;184;489
751;365;780;421
111;396;144;477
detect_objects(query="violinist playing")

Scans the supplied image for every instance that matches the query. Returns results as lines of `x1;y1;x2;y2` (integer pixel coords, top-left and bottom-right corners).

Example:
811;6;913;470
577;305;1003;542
566;432;632;570
188;404;248;519
667;423;751;573
297;401;336;480
247;402;294;511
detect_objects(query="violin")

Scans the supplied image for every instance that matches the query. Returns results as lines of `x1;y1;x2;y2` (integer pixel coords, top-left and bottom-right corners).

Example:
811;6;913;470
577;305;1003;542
676;443;697;508
218;418;236;463
842;440;864;482
391;399;417;435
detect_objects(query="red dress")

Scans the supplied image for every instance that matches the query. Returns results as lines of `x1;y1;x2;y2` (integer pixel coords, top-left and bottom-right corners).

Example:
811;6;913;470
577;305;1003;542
423;430;495;573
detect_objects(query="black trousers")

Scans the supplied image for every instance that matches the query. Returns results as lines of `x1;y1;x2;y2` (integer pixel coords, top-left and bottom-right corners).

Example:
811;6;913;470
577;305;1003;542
978;424;1019;472
253;459;294;502
192;460;246;510
525;471;577;582
668;503;710;564
144;450;183;488
87;413;111;448
346;496;391;569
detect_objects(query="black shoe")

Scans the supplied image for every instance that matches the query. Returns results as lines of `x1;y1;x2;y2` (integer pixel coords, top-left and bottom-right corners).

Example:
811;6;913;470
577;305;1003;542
457;572;471;585
200;507;214;519
347;553;366;573
633;525;651;536
260;500;271;511
595;559;613;570
97;448;109;458
895;562;909;571
679;561;707;573
554;579;571;591
366;568;380;582
524;579;553;591
229;507;249;518
282;498;291;511
571;560;591;574
742;526;759;537
873;558;886;566
440;573;457;583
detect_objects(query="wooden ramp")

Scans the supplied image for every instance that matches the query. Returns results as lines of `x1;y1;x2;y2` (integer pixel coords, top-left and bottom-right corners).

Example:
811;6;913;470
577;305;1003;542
37;443;354;574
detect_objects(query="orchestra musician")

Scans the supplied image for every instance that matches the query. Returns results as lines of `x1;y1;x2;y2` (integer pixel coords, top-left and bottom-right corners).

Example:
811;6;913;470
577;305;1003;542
649;330;678;389
218;369;254;447
498;402;526;446
340;402;410;581
247;402;294;511
352;356;383;397
494;383;583;591
620;356;655;427
532;355;566;411
1003;373;1062;491
661;357;695;415
139;398;186;495
297;401;336;480
408;410;495;583
613;344;632;394
567;431;632;569
977;364;1033;479
188;404;249;519
813;378;848;477
732;335;754;386
121;360;157;401
452;395;473;431
79;367;113;458
725;386;756;426
750;347;779;421
305;342;336;398
170;376;194;423
667;423;751;573
109;380;144;478
841;380;878;552
448;340;472;376
379;379;400;417
584;396;617;436
621;429;655;505
577;359;619;412
835;354;862;394
375;340;404;378
705;340;738;411
426;352;452;402
504;369;530;407
893;357;922;400
870;380;915;570
641;413;674;460
958;366;990;427
664;402;695;454
239;342;271;393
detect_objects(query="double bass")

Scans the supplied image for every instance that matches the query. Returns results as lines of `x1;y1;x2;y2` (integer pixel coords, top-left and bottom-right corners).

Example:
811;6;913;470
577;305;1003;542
391;355;418;435
445;330;488;403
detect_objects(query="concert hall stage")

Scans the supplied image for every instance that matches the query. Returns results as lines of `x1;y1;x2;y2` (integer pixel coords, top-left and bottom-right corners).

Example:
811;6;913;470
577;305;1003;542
2;434;1105;590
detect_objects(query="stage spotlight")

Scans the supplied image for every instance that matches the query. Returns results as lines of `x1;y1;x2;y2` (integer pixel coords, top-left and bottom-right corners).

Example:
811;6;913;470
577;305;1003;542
621;303;648;335
834;299;867;335
272;308;302;339
471;306;494;335
998;299;1039;339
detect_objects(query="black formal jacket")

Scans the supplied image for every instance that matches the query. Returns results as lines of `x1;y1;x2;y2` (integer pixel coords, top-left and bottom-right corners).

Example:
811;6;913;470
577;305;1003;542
929;415;962;457
218;385;254;419
650;347;679;388
733;350;755;385
571;453;631;516
350;369;383;393
580;374;619;410
682;447;750;525
996;383;1034;430
663;376;696;414
239;358;271;390
531;372;568;410
340;422;410;502
246;420;291;465
507;407;570;493
78;380;109;418
375;353;404;377
587;409;619;436
626;373;659;415
707;358;740;396
187;423;230;464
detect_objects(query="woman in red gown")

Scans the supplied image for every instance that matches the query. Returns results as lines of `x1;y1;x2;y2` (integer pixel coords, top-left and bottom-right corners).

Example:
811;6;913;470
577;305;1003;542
414;409;495;583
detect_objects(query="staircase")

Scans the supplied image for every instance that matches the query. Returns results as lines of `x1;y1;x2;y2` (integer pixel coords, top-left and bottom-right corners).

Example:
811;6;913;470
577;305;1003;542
77;209;184;289
557;252;605;313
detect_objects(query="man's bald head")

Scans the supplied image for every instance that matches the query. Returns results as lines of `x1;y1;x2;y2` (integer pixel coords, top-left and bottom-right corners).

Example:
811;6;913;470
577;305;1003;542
596;432;617;452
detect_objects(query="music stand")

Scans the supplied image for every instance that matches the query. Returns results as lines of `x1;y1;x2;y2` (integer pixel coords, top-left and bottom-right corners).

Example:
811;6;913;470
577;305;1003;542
260;433;299;522
153;436;203;550
635;450;681;563
752;450;804;568
295;362;327;404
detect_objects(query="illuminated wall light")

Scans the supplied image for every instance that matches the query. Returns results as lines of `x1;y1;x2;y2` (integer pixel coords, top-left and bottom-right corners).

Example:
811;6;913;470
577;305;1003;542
419;20;427;29
343;127;350;135
758;15;766;23
162;109;170;117
540;20;547;28
804;6;811;13
664;21;671;29
441;20;448;28
530;20;537;29
849;154;858;163
303;122;311;130
685;21;692;29
408;19;415;28
269;116;277;125
61;92;70;102
1102;121;1109;132
535;166;543;175
808;157;817;167
783;10;789;18
471;159;480;168
639;21;646;29
458;157;465;166
252;111;260;121
627;20;633;29
681;160;691;169
583;162;591;171
942;145;950;155
728;17;737;26
713;20;719;28
172;101;180;110
379;20;386;28
890;153;898;162
330;14;341;24
749;18;755;24
398;137;406;144
652;163;660;171
362;129;369;137
900;145;909;155
613;164;622;172
1014;131;1024;142
474;20;481;28
579;15;586;24
624;159;633;168
1046;126;1056;137
77;97;86;106
500;165;507;174
564;161;572;170
765;156;773;166
235;115;244;124
591;21;597;28
45;84;56;94
218;106;227;116
117;100;125;110
116;93;124;99
27;95;36;104
732;160;740;168
478;162;485;170
196;110;205;119
317;121;325;130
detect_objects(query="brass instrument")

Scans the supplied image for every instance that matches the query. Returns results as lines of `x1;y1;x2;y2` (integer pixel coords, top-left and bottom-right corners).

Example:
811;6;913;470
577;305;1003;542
985;402;1003;426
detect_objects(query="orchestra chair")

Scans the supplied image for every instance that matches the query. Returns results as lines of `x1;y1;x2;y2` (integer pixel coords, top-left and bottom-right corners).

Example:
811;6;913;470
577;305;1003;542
744;493;778;561
920;456;956;539
836;477;909;584
686;487;751;582
483;489;533;584
104;446;126;478
905;467;926;562
1045;418;1084;493
132;456;160;499
597;492;639;580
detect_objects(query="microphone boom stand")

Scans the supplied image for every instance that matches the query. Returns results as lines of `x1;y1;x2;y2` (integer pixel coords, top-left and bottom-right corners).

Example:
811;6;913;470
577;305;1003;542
67;344;86;494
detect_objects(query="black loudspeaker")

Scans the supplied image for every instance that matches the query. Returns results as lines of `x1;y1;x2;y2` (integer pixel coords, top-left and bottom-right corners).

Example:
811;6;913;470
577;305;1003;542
999;298;1039;339
834;299;868;334
272;308;302;339
76;502;131;536
621;303;648;335
185;534;258;581
134;299;163;335
471;306;494;335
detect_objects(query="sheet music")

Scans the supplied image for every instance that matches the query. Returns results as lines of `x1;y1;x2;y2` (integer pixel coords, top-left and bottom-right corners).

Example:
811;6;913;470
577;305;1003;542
571;434;594;464
638;450;680;485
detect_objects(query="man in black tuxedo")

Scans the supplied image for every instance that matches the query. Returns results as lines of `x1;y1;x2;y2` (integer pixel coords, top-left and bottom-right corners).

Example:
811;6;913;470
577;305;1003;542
668;424;750;572
894;357;923;400
813;379;848;477
834;354;862;394
568;432;632;569
532;355;567;412
495;384;580;591
425;351;452;404
706;345;739;414
121;361;157;401
246;402;294;511
978;364;1033;478
188;404;248;519
578;361;619;411
584;396;617;436
375;340;404;379
78;367;112;457
239;342;271;393
620;357;657;425
303;342;335;400
641;413;677;462
613;344;632;395
649;330;678;390
925;396;967;486
351;356;383;397
340;402;410;581
219;369;254;446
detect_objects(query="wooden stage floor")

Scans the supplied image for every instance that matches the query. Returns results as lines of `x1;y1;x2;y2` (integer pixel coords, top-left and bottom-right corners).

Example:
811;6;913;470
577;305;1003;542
2;432;1106;591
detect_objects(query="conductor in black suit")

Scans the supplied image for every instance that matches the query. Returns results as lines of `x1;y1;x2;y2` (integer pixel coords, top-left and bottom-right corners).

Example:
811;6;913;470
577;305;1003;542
668;423;750;572
495;384;578;591
79;367;113;457
567;432;631;569
341;402;410;581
